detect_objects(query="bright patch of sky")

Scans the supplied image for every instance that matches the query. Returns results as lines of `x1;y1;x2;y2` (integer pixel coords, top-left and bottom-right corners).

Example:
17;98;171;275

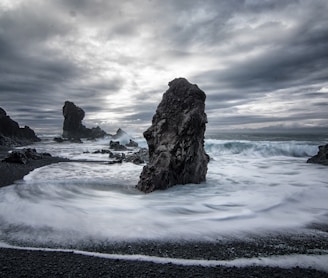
0;0;327;134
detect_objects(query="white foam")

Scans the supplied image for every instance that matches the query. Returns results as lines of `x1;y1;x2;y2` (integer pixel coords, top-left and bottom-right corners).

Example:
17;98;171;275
0;242;327;272
1;138;328;245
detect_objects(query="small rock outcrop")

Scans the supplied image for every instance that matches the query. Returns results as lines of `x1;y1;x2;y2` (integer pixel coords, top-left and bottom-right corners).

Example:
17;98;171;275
90;147;148;165
126;139;138;148
112;128;128;139
307;144;328;166
0;107;40;146
136;78;209;193
124;148;149;165
62;101;107;139
111;128;133;145
109;140;127;151
2;148;51;164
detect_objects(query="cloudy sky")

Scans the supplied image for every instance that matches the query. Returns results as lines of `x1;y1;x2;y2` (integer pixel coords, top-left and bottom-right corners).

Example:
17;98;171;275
0;0;327;135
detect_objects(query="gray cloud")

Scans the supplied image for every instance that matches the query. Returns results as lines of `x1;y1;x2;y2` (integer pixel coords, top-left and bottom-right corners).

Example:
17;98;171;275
0;0;327;135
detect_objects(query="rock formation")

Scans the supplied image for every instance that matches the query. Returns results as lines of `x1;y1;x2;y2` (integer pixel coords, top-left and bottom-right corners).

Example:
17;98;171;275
62;101;107;139
112;128;128;139
109;140;127;151
136;78;209;193
2;148;51;164
126;139;138;148
124;148;148;165
111;128;133;145
0;107;40;146
307;144;328;166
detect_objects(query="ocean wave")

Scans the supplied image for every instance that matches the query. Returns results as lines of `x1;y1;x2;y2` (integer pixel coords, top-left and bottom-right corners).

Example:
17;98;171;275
205;140;318;158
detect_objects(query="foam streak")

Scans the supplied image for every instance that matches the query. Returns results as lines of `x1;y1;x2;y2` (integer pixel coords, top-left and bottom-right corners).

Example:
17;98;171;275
1;242;327;272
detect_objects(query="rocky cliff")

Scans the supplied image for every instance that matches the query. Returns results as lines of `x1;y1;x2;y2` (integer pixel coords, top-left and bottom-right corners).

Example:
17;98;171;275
0;107;40;146
136;78;209;193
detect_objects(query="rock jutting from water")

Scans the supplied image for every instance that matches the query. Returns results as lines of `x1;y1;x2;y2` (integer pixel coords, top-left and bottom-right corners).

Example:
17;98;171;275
136;77;209;193
2;148;51;164
307;144;328;166
0;107;40;146
62;101;107;139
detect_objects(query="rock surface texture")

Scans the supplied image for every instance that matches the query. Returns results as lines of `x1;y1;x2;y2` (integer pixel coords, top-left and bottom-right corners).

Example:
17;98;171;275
2;148;51;164
0;107;40;146
62;101;107;139
136;78;209;193
307;144;328;165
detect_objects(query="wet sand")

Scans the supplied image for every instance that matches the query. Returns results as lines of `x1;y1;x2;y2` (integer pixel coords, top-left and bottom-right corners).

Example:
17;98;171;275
1;231;328;277
0;157;70;188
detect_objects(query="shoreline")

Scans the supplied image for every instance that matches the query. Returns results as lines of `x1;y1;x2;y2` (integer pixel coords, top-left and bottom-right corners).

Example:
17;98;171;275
1;229;328;277
0;156;70;188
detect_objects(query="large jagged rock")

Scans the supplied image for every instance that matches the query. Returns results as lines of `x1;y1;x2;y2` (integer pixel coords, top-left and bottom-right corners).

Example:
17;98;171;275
307;144;328;166
0;107;40;146
136;78;209;193
62;101;107;139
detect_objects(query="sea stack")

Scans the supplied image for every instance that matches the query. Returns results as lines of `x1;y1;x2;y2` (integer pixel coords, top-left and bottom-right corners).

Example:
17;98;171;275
62;101;106;139
136;78;209;193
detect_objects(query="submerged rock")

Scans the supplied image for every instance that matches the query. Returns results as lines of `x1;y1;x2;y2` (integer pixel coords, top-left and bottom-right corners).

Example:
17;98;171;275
126;139;138;148
62;101;107;139
307;144;328;166
53;137;65;143
109;140;127;151
93;149;112;154
91;147;148;165
0;107;40;146
136;78;209;193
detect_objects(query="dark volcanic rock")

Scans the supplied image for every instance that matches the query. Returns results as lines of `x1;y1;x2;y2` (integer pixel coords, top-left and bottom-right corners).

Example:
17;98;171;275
126;139;138;148
112;128;129;139
54;137;65;143
111;128;134;145
125;148;149;164
93;149;112;154
0;107;40;146
62;101;85;138
307;144;328;165
62;101;107;139
109;140;127;151
3;148;51;164
136;78;209;193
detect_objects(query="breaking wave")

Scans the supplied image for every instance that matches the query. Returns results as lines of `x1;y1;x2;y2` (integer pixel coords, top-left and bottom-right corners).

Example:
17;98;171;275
205;140;318;158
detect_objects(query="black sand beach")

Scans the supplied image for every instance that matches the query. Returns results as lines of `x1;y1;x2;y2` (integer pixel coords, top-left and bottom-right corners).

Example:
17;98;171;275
1;233;328;277
0;155;70;188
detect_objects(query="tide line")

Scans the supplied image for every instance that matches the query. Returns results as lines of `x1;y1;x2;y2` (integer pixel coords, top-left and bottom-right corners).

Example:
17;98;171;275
0;242;327;272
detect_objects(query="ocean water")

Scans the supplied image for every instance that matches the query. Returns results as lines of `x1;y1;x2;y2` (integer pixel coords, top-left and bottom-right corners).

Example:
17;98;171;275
0;133;328;247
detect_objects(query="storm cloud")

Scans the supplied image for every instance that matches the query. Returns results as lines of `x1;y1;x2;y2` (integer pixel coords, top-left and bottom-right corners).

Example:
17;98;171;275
0;0;327;134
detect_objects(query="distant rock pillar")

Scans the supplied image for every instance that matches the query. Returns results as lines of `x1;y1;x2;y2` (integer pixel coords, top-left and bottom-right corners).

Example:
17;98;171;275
136;78;209;193
62;101;85;138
